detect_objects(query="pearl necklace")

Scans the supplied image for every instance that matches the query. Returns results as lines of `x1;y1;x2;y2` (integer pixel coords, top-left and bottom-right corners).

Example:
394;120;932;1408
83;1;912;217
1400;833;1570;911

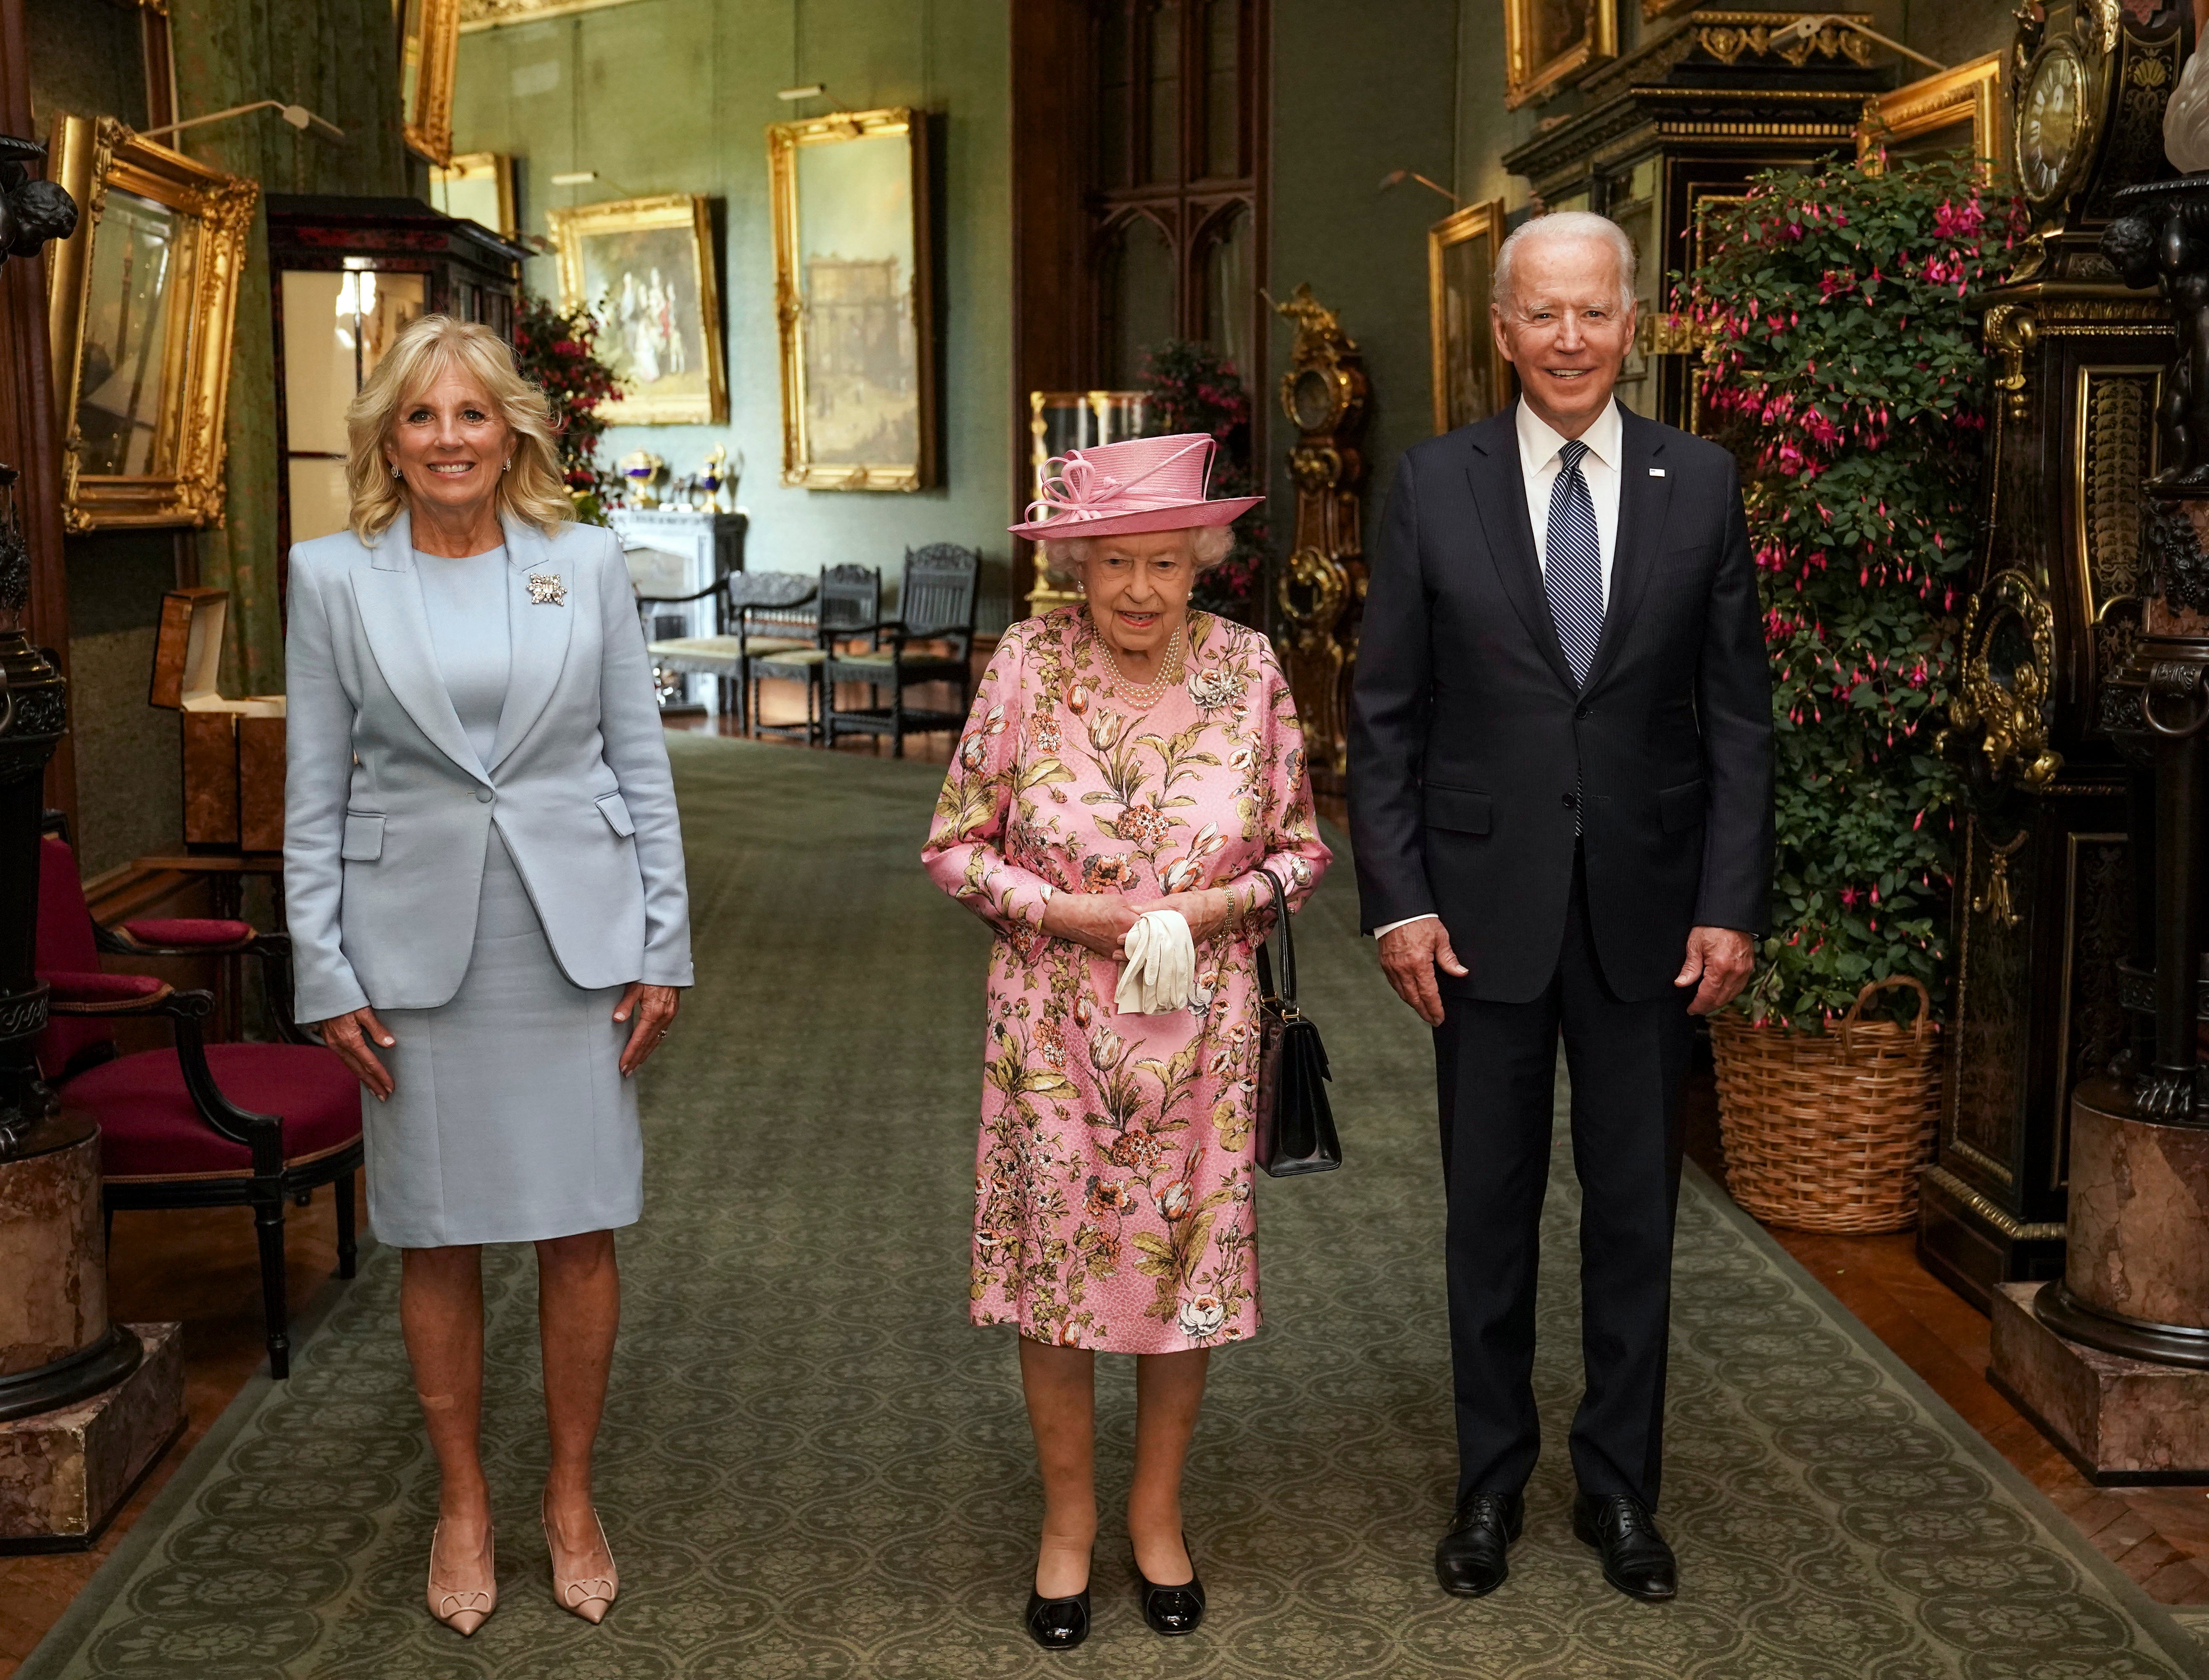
1090;620;1185;711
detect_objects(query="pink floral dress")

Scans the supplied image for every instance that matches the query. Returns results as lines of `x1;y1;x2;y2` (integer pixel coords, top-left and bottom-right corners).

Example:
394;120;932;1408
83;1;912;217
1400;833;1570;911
922;607;1331;1353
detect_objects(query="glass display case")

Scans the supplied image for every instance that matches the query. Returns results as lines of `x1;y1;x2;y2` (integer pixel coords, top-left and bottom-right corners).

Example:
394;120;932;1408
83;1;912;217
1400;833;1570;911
267;194;529;562
1024;389;1153;613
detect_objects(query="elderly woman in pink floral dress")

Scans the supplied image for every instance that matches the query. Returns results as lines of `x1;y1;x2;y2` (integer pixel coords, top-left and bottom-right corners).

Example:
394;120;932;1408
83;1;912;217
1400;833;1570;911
923;434;1330;1651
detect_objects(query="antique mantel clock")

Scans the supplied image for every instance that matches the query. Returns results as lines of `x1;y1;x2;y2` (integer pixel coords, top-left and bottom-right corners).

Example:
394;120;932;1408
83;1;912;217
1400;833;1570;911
1922;0;2186;1307
1271;284;1366;796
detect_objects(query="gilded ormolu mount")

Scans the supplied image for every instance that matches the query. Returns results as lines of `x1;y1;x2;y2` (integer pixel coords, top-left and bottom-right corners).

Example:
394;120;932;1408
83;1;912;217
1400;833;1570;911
1270;285;1366;795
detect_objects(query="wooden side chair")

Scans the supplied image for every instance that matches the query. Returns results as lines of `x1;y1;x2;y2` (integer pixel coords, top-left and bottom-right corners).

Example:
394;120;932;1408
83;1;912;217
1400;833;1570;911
34;835;360;1381
825;544;981;757
641;570;820;732
751;564;882;745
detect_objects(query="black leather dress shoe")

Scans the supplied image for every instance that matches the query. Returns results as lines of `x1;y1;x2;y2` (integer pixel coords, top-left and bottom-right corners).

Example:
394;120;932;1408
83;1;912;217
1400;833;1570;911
1572;1492;1678;1602
1133;1538;1205;1636
1434;1490;1525;1598
1024;1586;1091;1649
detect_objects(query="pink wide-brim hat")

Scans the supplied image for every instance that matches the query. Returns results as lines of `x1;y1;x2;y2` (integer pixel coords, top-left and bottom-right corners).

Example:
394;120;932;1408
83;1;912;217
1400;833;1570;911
1008;432;1263;542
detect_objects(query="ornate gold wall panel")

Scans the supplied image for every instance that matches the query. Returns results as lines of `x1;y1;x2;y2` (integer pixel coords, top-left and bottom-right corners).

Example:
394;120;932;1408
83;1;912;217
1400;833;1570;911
2073;365;2158;695
1271;285;1365;791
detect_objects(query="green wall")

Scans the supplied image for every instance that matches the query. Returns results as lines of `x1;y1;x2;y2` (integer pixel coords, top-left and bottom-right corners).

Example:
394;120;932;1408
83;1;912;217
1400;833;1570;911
1265;0;1462;530
33;0;405;874
452;0;1015;624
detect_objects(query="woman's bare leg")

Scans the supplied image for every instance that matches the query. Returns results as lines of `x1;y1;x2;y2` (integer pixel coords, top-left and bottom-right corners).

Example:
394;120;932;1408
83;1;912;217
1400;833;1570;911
536;1229;620;1571
1128;1347;1210;1583
401;1246;494;1606
1018;1337;1097;1597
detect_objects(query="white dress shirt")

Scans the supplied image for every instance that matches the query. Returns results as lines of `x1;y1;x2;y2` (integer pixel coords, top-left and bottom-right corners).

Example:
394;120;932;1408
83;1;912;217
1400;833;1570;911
1374;398;1624;942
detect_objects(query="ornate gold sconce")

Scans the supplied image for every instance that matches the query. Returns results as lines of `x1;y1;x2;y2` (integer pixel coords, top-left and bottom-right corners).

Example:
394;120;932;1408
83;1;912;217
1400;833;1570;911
1948;568;2064;790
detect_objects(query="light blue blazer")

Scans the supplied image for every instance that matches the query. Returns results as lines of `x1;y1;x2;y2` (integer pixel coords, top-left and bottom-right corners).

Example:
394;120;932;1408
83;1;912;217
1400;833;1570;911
283;510;694;1025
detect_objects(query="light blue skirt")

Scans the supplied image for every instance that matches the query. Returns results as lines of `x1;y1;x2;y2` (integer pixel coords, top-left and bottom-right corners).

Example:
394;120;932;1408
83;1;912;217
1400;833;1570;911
363;825;643;1248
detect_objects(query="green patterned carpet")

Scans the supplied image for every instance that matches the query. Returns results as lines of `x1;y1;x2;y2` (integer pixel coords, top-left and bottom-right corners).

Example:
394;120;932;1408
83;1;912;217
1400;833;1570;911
22;735;2209;1679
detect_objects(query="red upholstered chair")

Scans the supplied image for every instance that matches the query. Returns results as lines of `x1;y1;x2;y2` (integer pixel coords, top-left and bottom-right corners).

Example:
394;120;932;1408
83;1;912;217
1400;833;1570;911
34;834;360;1380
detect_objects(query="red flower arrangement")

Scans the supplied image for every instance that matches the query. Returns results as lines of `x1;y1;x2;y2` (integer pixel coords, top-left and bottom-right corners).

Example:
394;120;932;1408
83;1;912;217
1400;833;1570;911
1136;339;1268;624
511;292;626;525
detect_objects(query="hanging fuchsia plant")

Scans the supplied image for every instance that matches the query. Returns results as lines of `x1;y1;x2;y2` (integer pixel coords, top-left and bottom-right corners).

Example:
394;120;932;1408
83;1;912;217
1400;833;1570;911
1677;157;2022;1029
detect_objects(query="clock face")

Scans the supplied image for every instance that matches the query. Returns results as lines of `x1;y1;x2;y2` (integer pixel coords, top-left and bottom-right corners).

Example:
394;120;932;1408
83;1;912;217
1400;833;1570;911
2018;38;2091;205
1289;368;1337;432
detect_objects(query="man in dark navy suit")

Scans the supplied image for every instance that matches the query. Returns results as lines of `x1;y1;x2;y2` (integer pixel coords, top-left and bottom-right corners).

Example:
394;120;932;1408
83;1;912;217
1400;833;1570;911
1348;212;1773;1604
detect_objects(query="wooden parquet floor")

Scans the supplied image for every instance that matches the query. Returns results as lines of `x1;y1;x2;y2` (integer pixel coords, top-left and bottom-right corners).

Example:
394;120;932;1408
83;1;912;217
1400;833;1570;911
0;1197;343;1675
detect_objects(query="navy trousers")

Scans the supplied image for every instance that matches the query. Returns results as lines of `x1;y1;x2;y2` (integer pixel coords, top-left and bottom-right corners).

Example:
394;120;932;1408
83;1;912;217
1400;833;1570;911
1432;849;1694;1509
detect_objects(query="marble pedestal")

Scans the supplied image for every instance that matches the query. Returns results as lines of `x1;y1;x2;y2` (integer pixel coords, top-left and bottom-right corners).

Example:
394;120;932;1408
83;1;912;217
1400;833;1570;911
0;1321;183;1549
1990;1284;2209;1480
1988;1085;2209;1480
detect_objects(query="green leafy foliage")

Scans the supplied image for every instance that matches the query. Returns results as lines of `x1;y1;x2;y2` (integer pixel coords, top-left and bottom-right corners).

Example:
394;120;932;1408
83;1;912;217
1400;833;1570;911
1678;158;2022;1030
512;293;626;525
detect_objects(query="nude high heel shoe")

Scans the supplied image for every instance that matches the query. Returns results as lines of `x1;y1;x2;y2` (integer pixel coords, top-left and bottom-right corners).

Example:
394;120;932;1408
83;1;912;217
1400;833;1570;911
542;1498;619;1623
426;1521;497;1636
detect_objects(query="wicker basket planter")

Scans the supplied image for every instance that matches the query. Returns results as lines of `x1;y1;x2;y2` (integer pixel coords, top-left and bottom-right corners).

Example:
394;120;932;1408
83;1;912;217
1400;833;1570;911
1708;976;1942;1235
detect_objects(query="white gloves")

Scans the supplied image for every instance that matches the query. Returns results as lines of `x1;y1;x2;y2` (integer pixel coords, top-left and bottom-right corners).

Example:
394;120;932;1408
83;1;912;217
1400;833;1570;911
1116;908;1196;1015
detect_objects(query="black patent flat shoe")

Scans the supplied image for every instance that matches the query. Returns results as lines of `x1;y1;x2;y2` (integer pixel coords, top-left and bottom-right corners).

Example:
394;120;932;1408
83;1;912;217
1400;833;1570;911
1133;1536;1205;1636
1025;1586;1091;1650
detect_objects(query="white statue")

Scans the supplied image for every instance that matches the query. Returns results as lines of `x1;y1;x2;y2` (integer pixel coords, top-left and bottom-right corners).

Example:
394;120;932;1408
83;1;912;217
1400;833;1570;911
2166;0;2209;173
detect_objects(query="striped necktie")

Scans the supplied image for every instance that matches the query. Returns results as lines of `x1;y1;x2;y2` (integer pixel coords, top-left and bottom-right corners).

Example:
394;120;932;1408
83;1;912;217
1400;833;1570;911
1544;438;1604;687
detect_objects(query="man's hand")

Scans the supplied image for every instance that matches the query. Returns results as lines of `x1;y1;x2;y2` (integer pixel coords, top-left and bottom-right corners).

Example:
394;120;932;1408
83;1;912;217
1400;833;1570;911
1675;926;1755;1016
1378;917;1468;1027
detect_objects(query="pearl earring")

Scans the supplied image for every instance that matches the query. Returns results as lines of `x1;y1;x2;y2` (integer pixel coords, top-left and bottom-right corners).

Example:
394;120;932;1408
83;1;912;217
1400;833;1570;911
502;459;512;473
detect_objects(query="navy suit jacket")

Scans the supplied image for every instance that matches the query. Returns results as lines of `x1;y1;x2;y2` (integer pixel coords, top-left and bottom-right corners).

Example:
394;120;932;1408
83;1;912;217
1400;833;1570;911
1346;400;1773;1004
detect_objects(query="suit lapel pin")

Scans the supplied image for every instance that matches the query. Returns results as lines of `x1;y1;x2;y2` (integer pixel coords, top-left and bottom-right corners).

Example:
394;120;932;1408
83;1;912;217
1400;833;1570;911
527;572;568;606
1649;468;1667;478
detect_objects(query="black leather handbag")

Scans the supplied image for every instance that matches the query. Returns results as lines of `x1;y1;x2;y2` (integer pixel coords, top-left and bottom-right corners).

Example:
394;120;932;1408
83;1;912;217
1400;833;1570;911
1252;869;1341;1177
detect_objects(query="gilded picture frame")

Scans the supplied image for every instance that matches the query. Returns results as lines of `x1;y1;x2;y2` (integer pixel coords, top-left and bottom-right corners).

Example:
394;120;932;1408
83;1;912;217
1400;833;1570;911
43;114;258;532
1428;199;1511;435
1857;52;2008;178
431;151;518;236
768;107;937;492
399;0;460;167
547;194;728;426
1504;0;1617;110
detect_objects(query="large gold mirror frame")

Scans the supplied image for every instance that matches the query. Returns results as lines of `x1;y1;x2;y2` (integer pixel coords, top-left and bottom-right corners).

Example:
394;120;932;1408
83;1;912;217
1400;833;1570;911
400;0;461;166
1858;53;2008;177
44;114;256;533
768;107;936;492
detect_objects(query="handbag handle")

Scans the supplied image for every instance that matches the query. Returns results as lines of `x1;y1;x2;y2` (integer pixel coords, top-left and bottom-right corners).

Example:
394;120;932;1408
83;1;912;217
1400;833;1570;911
1254;868;1296;1007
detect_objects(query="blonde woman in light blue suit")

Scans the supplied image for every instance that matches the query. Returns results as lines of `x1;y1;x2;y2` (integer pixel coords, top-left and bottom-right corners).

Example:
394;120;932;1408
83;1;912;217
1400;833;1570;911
284;313;691;1637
